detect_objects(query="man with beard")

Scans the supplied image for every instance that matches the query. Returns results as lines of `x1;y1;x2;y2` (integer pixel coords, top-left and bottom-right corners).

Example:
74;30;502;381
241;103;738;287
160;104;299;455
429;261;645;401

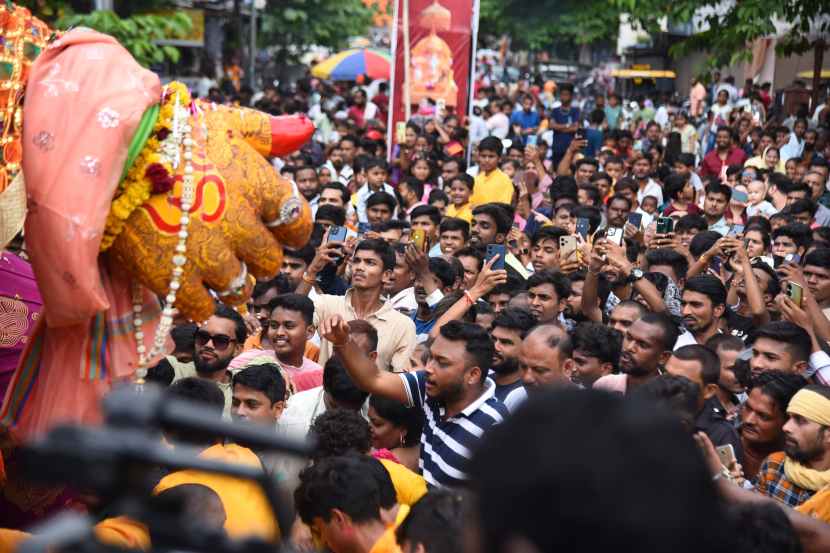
700;126;747;179
702;183;732;236
740;371;806;482
490;308;537;411
193;304;248;416
519;324;573;391
756;385;830;508
675;275;726;348
593;313;678;395
470;203;529;280
569;322;622;388
605;194;633;229
295;166;320;217
321;317;509;486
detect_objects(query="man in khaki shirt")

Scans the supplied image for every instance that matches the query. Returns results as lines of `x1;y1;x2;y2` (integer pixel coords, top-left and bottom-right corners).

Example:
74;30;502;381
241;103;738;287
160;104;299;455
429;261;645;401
297;237;416;372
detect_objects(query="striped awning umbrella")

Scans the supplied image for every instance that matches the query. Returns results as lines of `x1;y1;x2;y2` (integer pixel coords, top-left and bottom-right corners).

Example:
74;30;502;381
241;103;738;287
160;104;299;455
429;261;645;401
311;48;391;81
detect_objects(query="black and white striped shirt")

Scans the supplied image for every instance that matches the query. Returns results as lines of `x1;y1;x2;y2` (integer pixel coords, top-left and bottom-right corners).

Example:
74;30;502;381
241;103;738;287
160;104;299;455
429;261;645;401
400;370;509;487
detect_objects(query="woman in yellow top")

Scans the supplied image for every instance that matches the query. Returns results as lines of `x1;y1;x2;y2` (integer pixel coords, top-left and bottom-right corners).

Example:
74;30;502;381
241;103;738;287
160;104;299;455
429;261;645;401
445;174;474;223
745;145;786;174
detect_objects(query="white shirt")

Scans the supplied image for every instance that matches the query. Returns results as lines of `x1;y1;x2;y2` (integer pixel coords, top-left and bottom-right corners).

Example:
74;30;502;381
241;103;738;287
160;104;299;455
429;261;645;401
637;178;664;206
487;112;509;139
389;286;418;315
355;182;396;223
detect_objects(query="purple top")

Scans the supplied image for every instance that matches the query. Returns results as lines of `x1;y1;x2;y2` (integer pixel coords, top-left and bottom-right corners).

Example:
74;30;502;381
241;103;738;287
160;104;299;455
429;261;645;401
0;252;43;398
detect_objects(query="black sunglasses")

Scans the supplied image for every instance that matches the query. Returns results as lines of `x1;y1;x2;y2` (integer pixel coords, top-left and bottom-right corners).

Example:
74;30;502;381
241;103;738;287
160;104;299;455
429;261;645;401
194;330;236;352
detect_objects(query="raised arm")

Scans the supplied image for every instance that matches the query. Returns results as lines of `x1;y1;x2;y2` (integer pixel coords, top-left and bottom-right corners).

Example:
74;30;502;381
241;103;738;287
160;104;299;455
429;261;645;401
319;314;409;404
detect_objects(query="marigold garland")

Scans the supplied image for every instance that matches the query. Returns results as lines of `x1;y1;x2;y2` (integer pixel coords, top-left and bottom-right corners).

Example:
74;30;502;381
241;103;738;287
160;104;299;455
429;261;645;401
100;81;192;251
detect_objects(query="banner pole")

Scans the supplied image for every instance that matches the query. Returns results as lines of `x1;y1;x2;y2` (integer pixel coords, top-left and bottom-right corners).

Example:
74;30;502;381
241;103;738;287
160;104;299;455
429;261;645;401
386;0;401;161
466;0;480;167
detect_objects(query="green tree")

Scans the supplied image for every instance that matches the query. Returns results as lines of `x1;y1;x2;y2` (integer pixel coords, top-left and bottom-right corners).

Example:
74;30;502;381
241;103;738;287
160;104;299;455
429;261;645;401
258;0;375;63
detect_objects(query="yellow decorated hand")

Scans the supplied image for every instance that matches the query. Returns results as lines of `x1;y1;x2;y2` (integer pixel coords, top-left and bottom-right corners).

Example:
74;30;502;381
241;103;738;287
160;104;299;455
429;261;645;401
110;103;314;322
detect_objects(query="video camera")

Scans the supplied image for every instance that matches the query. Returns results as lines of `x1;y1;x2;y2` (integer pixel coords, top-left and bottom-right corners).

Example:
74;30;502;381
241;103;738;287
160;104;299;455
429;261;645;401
17;384;314;553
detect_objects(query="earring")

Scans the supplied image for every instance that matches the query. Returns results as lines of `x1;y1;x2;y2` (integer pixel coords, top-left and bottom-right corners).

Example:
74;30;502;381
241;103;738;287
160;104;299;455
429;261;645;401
399;433;405;448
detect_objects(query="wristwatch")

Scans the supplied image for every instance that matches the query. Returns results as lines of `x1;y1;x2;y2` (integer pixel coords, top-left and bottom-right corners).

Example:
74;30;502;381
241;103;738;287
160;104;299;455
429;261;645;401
627;268;644;284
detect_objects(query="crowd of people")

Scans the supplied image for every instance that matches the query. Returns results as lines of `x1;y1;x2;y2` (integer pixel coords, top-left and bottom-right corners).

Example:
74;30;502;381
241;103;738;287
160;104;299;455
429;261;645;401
6;71;830;553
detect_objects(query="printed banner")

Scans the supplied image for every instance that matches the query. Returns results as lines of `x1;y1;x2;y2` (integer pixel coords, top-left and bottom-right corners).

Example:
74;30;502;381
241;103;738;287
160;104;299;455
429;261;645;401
387;0;478;158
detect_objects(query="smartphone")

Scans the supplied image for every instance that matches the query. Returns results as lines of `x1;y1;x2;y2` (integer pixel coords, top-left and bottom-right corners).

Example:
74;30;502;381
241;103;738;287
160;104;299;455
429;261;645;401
327;225;348;244
526;134;538;146
710;255;722;274
559;236;577;261
436;98;446;116
606;226;624;246
357;222;371;238
395;122;406;144
576;217;590;239
485;244;506;270
656;217;674;235
716;444;736;468
411;229;428;252
627;212;643;230
727;224;745;237
575;128;586;140
787;281;804;307
732;189;748;203
784;253;802;265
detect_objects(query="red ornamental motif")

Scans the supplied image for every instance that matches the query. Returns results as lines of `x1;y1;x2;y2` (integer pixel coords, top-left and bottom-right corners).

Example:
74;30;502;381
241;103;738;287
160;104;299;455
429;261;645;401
144;162;174;194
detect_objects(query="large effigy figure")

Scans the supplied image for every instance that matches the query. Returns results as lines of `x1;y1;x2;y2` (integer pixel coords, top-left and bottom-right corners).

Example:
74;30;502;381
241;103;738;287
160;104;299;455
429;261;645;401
0;4;314;439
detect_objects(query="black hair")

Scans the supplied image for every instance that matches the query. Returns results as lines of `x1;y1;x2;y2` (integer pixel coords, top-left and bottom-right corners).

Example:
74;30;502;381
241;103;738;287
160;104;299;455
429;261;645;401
676;153;696;167
468;389;729;553
347;320;380;353
749;321;812;364
410;204;442;226
590;172;612;186
607;193;633;211
570;322;622;371
526;270;572;301
366;191;398;212
439;217;470;239
171;323;197;354
672;345;721;386
364;157;388;173
355;238;396;271
727;503;802;553
572;205;603;234
675;214;708;234
368;395;424;448
750;260;781;297
309;408;372;461
396;489;468;553
454;246;485;271
805;247;830;269
613;178;639;197
428;188;449;205
549;176;578;202
745;225;772;249
166;378;225;446
683;275;727;307
772;223;812;250
350;453;397;510
146;358;175;386
402;176;425;201
748;370;807;416
316;204;347;226
705;182;732;202
705;333;744;354
233;363;287;404
320;182;350;205
472;203;514;235
375;219;411;233
323;357;369;409
450;173;474;190
632;375;701;429
531;226;568;247
478;136;503;155
214;303;248;345
689;231;723;259
284;243;316;267
269;293;315;325
577;184;601;206
429;257;457;289
664;173;690;202
295;455;382;526
785;198;817;218
646;248;690;281
639;312;680;352
491;308;538;340
439;320;494;379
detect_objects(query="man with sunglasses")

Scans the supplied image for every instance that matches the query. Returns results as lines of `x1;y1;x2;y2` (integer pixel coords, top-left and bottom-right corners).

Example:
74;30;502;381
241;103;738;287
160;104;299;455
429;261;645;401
193;304;247;417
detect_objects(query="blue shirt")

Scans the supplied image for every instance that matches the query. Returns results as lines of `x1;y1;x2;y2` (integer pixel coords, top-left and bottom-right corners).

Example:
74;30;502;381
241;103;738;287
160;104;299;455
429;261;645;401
510;109;541;146
400;370;509;487
550;105;581;155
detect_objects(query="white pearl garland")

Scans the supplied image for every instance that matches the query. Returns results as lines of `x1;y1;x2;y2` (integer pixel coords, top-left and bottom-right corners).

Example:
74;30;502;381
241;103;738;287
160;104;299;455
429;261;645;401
132;91;197;378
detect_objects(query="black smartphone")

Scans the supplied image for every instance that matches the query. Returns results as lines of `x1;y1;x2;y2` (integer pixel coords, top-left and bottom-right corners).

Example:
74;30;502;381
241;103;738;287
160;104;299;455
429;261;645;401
357;222;371;238
576;217;590;239
486;244;506;270
627;212;643;230
575;128;586;140
710;255;722;274
656;217;674;235
327;225;348;243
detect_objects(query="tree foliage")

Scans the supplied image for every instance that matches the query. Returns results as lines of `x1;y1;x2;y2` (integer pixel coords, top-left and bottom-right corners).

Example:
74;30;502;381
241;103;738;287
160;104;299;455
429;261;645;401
56;9;192;67
259;0;375;62
613;0;830;68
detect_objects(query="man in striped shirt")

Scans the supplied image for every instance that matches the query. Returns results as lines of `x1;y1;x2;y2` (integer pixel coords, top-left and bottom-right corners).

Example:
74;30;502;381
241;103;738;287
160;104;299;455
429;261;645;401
320;315;509;487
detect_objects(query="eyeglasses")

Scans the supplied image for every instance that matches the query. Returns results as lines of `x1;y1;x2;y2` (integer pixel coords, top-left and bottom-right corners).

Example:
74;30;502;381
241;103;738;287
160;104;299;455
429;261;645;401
194;330;236;352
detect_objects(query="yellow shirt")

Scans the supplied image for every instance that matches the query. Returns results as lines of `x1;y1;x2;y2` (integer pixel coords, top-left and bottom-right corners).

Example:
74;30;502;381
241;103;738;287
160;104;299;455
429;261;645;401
796;486;830;523
445;203;473;223
154;443;278;541
379;458;427;506
471;169;514;207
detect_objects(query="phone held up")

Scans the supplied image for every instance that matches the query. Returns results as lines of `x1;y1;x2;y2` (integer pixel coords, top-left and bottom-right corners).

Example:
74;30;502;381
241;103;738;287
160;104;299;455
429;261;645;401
606;226;624;246
486;244;506;271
